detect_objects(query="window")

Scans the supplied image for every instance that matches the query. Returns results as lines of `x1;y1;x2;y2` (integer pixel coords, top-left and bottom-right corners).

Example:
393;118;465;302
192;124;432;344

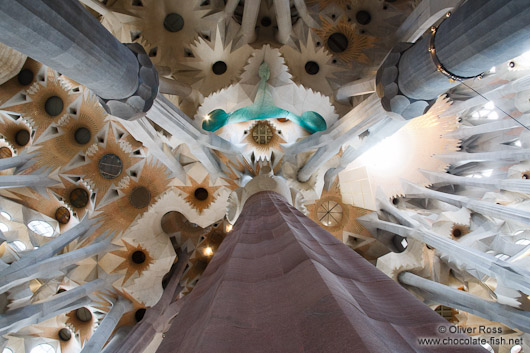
495;253;510;261
0;211;11;220
11;241;26;251
515;239;530;246
27;220;55;237
31;344;55;353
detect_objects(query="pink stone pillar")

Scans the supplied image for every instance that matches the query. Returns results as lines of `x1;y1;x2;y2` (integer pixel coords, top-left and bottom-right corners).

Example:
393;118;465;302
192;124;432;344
156;191;485;353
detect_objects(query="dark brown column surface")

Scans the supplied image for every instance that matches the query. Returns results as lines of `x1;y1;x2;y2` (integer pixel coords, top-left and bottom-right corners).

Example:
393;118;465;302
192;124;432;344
156;191;485;352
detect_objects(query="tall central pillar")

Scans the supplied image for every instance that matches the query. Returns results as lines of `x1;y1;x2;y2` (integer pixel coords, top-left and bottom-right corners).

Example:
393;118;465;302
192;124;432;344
156;191;485;353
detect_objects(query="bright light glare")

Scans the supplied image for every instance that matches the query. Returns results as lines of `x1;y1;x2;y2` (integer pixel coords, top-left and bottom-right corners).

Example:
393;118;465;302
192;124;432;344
225;224;233;232
0;222;8;233
479;109;490;117
471;111;480;118
487;111;499;120
515;239;530;246
481;169;493;177
203;114;210;121
31;344;55;353
204;247;213;256
511;345;522;353
485;101;495;110
3;348;13;353
489;66;496;73
356;134;405;173
0;211;11;221
521;50;530;61
495;253;510;261
401;239;408;249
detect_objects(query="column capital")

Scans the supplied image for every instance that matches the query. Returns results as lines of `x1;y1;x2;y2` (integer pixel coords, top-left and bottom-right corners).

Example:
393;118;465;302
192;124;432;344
98;43;159;120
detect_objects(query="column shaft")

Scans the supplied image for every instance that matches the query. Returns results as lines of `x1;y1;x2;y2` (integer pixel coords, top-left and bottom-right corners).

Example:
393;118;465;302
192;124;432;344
399;272;530;333
399;0;530;101
156;191;484;353
0;0;138;100
80;297;132;353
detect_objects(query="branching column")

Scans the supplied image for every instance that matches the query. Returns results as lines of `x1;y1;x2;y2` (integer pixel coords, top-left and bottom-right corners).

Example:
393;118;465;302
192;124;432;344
399;272;530;333
80;297;132;353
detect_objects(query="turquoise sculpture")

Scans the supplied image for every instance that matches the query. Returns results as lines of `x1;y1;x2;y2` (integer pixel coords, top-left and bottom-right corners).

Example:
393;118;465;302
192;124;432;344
202;62;327;134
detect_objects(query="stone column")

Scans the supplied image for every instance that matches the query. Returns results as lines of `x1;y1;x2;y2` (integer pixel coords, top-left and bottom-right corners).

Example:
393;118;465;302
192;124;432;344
0;278;106;335
0;154;31;171
156;191;484;352
0;0;158;119
273;0;292;44
421;169;530;194
377;0;530;118
358;211;530;296
0;175;57;190
111;249;190;353
1;217;99;277
80;297;132;353
399;272;530;333
0;238;113;293
401;180;530;226
239;0;261;45
100;326;133;353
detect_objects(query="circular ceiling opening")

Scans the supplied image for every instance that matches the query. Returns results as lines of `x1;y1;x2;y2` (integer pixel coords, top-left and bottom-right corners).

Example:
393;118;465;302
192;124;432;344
164;13;184;32
76;307;92;322
305;61;320;75
260;16;272;27
523;173;528;179
356;10;372;25
58;328;72;341
252;122;273;145
17;69;34;86
452;228;462;237
15;129;30;146
74;127;91;145
212;61;227;75
327;32;349;53
132;250;146;264
98;153;123;179
0;147;12;159
135;308;146;322
317;200;343;227
194;187;209;201
129;186;151;209
55;206;71;225
44;96;64;117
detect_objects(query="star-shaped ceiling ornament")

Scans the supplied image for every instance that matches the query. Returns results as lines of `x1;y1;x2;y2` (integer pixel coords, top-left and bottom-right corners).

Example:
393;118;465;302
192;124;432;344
111;239;154;285
62;122;143;207
1;69;80;138
176;175;222;214
313;16;377;65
